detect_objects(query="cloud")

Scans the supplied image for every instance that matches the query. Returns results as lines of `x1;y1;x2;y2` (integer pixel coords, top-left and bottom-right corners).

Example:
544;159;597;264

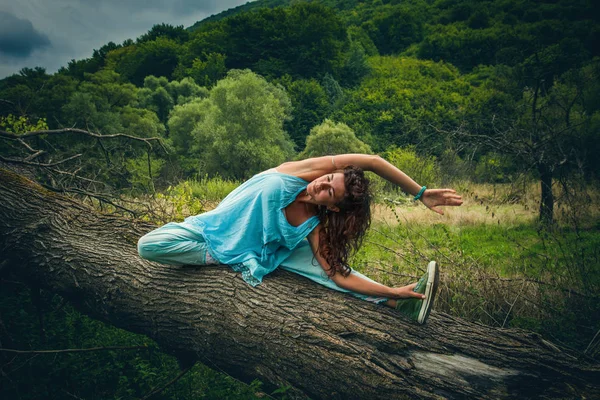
0;11;51;58
74;0;248;17
0;0;252;78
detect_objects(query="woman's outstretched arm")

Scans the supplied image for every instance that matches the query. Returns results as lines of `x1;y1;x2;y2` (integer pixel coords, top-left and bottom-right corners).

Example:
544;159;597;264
279;154;463;214
307;226;424;300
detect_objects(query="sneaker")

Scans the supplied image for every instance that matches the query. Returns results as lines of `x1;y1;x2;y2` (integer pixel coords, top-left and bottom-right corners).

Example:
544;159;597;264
395;261;440;324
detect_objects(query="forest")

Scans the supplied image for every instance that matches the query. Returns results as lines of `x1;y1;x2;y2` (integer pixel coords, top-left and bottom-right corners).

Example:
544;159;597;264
1;0;599;398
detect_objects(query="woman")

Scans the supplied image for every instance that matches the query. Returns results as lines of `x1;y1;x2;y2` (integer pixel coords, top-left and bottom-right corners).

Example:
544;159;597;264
138;154;463;324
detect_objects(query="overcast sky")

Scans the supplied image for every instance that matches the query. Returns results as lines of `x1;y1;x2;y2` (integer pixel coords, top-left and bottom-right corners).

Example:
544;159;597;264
0;0;252;79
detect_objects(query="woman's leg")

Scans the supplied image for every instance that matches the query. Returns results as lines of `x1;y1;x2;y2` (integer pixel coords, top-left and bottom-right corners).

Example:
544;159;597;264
137;222;219;266
279;240;389;305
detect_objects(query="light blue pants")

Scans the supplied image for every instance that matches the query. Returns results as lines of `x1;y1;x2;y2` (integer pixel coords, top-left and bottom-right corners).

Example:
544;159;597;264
137;222;388;304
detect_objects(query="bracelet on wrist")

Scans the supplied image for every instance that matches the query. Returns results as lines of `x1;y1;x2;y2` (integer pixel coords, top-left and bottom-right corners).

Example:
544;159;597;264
414;186;426;201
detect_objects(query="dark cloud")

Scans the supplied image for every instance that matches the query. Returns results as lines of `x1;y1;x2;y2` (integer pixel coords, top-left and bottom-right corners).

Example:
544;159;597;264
75;0;247;16
0;11;51;58
0;1;251;78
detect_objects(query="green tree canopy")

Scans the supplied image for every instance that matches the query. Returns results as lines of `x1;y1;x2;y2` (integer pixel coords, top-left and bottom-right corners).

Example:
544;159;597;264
279;77;331;149
298;119;371;159
168;69;295;179
137;76;208;123
106;37;183;86
338;56;472;152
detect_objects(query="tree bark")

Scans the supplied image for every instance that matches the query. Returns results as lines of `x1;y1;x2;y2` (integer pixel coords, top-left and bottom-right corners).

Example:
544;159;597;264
0;168;598;399
538;162;554;224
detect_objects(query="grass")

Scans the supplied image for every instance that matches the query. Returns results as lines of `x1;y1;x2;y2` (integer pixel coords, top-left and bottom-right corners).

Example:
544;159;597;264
352;181;600;356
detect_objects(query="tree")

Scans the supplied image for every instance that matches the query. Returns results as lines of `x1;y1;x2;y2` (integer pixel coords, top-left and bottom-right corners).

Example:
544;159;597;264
106;38;182;86
280;77;330;148
338;56;471;152
456;60;600;223
62;70;139;134
137;75;208;124
176;53;227;88
1;168;599;399
166;98;209;176
382;146;440;187
168;69;295;179
339;40;371;87
210;3;347;79
299;119;371;159
136;23;189;44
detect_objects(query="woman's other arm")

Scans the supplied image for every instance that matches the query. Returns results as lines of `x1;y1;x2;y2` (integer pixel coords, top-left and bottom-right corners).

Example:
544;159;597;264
307;227;424;299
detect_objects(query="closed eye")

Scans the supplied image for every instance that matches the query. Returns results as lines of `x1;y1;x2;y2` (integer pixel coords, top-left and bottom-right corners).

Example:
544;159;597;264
329;174;335;197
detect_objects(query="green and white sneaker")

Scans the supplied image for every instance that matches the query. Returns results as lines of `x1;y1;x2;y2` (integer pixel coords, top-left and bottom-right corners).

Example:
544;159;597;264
395;261;440;324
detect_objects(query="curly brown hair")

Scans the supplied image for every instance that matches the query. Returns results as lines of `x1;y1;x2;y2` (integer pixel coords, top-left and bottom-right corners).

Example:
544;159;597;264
316;166;372;277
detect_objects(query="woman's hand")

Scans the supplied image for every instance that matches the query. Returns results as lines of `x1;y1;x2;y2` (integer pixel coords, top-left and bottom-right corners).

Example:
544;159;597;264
390;283;426;299
420;189;463;215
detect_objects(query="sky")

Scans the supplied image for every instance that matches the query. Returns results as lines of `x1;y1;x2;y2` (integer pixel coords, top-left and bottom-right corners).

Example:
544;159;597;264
0;0;253;79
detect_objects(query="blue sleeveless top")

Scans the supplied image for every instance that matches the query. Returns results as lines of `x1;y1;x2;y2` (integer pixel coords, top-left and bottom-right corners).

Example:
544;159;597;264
183;171;320;286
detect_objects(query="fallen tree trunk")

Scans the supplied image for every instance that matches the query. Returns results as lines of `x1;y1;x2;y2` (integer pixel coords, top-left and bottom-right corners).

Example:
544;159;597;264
0;168;598;399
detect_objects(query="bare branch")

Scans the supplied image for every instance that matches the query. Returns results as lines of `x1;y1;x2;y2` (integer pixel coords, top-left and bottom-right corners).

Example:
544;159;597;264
0;345;148;354
0;128;168;154
0;153;82;167
40;184;139;217
23;149;46;161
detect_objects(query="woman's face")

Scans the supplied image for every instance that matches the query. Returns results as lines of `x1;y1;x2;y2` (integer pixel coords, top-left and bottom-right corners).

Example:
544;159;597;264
306;172;346;210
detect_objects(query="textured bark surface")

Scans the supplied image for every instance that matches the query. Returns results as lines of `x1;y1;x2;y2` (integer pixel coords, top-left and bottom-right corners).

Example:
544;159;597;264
1;168;598;399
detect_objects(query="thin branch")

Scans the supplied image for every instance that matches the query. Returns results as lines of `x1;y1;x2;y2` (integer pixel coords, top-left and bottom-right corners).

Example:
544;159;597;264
584;329;600;355
0;153;82;167
140;363;195;400
40;184;139;217
47;167;109;187
23;149;46;162
502;280;526;328
355;261;420;279
0;345;148;354
0;128;168;154
17;137;39;153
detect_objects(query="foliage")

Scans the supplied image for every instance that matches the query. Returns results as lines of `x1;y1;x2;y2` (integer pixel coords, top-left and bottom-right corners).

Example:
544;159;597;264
338;56;472;152
125;155;166;194
136;23;190;44
208;2;347;79
278;76;331;149
0;284;265;400
137;75;208;123
339;40;371;87
0;115;49;159
473;152;516;183
174;69;295;179
382;146;440;189
174;52;227;88
298;119;372;159
106;37;183;86
0;114;48;134
187;175;241;203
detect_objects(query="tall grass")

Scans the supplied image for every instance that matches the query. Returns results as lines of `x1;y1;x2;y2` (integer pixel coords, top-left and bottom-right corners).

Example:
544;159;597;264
352;180;600;357
187;175;240;204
